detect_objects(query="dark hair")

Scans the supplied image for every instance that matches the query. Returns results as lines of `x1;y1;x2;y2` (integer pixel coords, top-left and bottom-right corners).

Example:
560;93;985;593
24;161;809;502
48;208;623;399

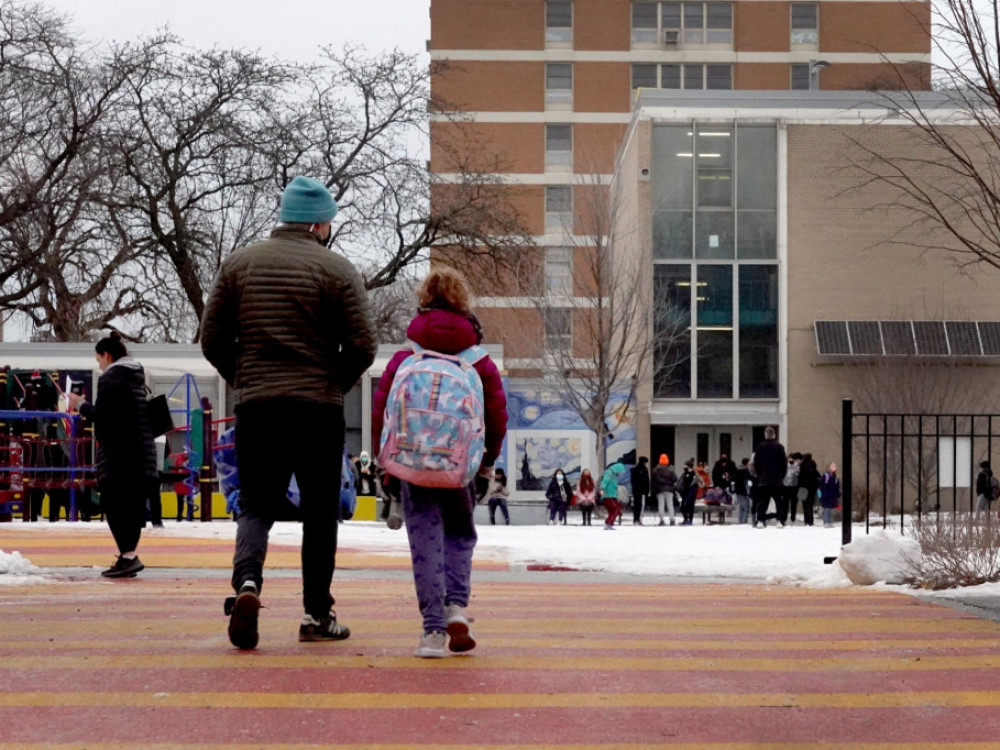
741;457;750;466
494;467;507;486
638;456;648;464
95;331;127;361
981;460;991;470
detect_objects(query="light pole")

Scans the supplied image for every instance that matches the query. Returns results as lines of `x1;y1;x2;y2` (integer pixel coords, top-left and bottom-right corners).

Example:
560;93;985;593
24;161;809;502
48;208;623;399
809;59;830;90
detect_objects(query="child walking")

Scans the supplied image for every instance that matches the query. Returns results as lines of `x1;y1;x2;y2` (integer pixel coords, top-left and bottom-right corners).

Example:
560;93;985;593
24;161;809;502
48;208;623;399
372;269;507;658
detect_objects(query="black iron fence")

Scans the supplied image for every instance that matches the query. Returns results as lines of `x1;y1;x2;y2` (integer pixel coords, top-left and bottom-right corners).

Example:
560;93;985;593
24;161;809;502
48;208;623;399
842;399;1000;546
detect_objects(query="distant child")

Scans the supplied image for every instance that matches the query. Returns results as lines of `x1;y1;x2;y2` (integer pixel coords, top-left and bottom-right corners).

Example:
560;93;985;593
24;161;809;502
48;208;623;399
819;463;841;528
487;468;510;525
677;459;701;526
600;462;627;530
575;469;597;526
546;469;573;526
734;458;753;525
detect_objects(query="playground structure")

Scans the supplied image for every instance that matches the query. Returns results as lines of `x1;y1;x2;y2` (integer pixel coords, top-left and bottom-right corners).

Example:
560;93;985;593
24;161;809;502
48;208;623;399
0;370;228;523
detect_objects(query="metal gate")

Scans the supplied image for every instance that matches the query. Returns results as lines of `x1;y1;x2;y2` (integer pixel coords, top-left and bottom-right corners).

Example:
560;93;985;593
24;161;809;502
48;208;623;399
842;399;999;546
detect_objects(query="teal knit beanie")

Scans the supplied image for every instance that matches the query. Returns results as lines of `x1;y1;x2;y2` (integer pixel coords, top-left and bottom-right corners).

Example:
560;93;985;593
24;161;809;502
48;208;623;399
279;176;339;224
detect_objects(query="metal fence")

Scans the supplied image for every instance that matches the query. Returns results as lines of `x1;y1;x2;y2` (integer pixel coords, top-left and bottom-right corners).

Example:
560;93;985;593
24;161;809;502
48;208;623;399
842;399;1000;546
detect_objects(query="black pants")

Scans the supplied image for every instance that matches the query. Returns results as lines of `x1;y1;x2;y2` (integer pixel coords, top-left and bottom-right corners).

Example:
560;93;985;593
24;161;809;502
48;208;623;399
786;486;799;523
233;400;345;620
754;484;787;525
581;506;594;525
488;496;509;524
801;489;816;525
633;494;646;523
680;492;696;523
101;477;153;555
147;482;163;525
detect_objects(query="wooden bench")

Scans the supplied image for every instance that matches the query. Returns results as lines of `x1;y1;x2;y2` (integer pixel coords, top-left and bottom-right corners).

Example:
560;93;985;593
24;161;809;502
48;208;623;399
694;502;734;525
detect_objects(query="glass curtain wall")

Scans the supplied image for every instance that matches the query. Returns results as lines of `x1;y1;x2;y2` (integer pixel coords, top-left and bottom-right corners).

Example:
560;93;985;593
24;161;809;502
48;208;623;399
651;122;779;399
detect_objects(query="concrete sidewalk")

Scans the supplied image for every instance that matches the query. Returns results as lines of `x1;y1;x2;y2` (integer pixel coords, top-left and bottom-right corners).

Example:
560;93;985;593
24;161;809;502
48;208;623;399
2;528;1000;747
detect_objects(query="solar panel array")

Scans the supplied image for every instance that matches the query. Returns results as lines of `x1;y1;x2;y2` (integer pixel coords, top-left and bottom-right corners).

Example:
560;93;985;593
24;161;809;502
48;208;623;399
815;321;1000;357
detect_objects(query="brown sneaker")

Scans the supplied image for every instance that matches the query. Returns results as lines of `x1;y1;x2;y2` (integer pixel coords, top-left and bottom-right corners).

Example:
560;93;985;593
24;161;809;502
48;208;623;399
225;582;261;650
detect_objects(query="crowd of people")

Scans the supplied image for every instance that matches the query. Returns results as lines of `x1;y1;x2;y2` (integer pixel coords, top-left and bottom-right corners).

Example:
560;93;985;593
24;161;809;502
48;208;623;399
528;427;843;529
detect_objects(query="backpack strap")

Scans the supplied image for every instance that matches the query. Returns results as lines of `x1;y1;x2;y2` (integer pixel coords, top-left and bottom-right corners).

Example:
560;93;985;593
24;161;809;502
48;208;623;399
457;345;488;367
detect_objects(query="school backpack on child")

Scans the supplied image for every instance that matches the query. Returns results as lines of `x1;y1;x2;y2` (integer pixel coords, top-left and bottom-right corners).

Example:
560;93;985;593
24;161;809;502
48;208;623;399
379;343;487;489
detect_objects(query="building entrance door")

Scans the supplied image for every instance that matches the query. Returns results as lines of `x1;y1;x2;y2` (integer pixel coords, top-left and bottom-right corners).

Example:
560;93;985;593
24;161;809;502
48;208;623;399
674;426;754;469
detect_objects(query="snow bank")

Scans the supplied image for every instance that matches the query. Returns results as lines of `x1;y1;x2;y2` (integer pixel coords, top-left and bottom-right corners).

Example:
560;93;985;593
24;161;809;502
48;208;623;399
837;530;921;585
0;549;45;585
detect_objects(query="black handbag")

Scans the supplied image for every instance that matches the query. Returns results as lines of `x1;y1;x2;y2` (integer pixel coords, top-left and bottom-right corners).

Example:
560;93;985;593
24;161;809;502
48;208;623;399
147;394;174;437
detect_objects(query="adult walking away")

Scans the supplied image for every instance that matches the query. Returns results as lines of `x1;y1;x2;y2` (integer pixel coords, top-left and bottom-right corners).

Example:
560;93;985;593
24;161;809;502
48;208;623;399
819;463;841;528
67;333;158;578
798;452;820;526
201;176;376;650
373;269;507;658
487;468;510;525
630;456;650;525
651;454;678;526
975;461;999;513
751;427;788;528
575;469;597;526
600;461;627;530
546;469;573;526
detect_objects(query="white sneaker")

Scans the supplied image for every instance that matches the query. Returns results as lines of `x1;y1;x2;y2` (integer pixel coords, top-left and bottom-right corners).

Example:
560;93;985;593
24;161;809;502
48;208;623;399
445;604;476;653
415;630;448;658
778;522;786;528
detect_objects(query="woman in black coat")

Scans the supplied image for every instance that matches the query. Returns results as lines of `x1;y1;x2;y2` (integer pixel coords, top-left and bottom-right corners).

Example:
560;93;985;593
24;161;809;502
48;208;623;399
68;333;158;578
545;469;574;526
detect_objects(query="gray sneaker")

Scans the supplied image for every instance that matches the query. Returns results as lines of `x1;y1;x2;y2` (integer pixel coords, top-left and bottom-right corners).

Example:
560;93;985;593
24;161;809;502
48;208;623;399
445;604;476;653
299;612;350;642
415;630;448;658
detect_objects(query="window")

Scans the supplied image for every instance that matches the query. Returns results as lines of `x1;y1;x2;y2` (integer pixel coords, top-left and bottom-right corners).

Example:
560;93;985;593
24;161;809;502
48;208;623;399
546;1;573;45
631;63;658;90
545;124;573;169
545;247;573;295
545;186;573;231
632;2;659;43
633;2;733;45
651;123;780;400
790;64;811;90
545;63;573;107
791;3;818;45
639;63;732;90
544;308;572;353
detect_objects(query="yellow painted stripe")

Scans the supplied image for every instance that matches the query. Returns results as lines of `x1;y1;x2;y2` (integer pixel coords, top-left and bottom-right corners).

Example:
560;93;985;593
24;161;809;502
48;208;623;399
1;690;1000;710
3;653;1000;671
1;636;994;653
5;745;1000;750
0;617;993;638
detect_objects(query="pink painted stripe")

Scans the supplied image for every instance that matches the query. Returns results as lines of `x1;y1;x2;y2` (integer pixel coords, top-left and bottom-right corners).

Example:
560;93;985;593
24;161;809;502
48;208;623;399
1;706;999;744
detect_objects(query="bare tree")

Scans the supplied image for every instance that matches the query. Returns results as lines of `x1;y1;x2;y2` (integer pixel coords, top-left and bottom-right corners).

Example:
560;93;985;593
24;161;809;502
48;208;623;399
850;0;1000;269
530;170;688;470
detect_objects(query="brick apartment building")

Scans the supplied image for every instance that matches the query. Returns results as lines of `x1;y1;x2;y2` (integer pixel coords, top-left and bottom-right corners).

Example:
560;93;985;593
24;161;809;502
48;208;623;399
429;1;938;497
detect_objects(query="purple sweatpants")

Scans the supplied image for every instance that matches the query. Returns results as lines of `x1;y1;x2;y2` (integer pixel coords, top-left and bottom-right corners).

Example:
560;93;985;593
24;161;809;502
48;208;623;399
401;481;478;633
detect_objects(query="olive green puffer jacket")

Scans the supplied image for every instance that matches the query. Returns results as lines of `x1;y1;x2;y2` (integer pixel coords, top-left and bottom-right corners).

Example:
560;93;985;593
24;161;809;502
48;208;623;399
201;227;376;407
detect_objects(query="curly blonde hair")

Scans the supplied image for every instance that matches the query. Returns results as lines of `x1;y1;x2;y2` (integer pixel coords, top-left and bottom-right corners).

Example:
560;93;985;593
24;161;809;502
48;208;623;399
416;268;471;313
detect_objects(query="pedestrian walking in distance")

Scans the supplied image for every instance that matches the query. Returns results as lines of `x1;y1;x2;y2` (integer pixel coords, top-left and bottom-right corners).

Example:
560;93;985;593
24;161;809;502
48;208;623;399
201;176;376;650
68;333;158;579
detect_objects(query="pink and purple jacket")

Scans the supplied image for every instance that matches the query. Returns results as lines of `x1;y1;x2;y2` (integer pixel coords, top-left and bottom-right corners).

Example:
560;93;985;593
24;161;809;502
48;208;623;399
372;309;508;468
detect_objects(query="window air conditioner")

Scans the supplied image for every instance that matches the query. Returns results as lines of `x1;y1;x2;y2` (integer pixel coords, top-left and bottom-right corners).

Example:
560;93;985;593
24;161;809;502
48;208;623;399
662;29;680;47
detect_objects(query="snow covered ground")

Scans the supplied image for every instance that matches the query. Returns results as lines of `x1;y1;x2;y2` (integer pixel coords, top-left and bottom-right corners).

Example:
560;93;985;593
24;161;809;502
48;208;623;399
3;519;1000;601
0;549;46;585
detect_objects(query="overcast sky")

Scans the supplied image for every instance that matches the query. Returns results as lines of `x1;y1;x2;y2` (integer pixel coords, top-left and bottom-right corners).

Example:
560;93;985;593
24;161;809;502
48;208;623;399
44;0;429;60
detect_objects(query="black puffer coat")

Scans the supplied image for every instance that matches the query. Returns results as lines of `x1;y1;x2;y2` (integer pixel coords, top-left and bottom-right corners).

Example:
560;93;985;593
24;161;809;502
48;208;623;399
79;358;158;486
200;227;376;407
